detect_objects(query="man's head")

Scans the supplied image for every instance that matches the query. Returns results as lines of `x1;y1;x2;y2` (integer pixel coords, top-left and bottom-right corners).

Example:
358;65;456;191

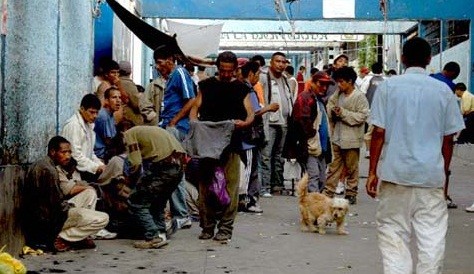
371;62;383;75
402;37;432;68
309;67;319;76
359;67;370;78
285;65;295;76
333;54;349;69
102;59;120;84
104;87;122;112
443;61;461;80
241;61;261;86
250;55;265;67
299;66;306;73
332;66;357;93
118;60;132;77
310;71;334;96
454;82;467;98
153;45;176;79
48;136;72;167
269;52;287;77
79;94;101;124
216;51;238;82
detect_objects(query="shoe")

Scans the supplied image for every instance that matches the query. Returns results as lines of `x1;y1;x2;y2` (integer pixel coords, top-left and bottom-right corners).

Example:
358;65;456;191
176;217;192;229
465;204;474;212
213;232;231;242
73;238;96;250
165;219;178;237
133;236;168;249
446;196;458;209
198;231;214;240
91;229;117;240
345;195;357;205
261;192;272;198
245;203;263;213
335;181;345;195
53;237;71;252
365;150;370;159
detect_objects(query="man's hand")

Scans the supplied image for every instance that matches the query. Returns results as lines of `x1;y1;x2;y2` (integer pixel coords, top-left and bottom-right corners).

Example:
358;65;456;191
234;119;248;129
267;103;279;112
96;164;106;174
332;106;342;116
366;173;379;198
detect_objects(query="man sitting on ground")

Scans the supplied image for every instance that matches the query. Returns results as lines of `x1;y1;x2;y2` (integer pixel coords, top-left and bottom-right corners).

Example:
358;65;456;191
23;136;110;252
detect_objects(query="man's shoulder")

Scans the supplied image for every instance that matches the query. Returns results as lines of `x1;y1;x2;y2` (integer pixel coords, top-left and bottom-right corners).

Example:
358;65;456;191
28;157;56;175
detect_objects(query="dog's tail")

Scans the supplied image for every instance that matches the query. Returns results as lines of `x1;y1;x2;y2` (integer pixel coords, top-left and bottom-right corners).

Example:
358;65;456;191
296;173;309;199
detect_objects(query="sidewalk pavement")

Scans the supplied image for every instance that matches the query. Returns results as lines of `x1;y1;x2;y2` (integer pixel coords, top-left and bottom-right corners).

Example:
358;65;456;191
22;154;474;274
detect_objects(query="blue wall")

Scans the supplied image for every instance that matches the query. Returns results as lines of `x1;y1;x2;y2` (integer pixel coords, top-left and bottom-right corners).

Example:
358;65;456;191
94;2;114;72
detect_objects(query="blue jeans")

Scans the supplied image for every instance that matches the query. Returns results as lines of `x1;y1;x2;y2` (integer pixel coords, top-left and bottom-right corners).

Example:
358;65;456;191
166;126;190;219
128;162;183;240
306;155;327;192
260;124;287;193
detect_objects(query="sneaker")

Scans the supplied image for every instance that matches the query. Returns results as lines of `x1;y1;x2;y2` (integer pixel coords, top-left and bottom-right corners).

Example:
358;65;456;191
213;232;231;242
446;196;458;209
345;195;357;205
246;204;263;213
133;236;168;249
335;181;345;195
365;150;370;159
465;204;474;212
53;237;71;252
198;231;214;240
91;229;117;240
261;192;272;198
176;217;192;229
165;219;178;237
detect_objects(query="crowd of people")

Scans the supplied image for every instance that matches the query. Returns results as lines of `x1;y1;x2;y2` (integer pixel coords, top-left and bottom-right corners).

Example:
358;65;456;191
21;37;472;273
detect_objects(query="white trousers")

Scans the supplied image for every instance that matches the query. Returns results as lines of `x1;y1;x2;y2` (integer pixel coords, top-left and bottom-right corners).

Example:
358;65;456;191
59;188;109;242
376;182;447;274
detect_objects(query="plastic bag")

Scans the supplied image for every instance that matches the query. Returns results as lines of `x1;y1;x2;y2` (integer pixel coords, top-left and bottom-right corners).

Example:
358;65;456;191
209;166;230;207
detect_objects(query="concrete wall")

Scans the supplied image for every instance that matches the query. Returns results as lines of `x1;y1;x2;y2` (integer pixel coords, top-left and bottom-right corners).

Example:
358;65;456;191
1;0;93;164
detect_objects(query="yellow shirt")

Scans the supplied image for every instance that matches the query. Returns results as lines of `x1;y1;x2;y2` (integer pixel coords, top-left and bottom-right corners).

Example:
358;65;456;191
460;91;474;115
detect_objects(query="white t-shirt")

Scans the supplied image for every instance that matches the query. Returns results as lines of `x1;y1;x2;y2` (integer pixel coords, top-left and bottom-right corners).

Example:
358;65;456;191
370;67;465;188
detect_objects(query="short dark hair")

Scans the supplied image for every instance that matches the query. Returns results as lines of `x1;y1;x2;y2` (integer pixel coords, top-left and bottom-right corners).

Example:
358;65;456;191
198;65;206;71
309;67;319;75
299;66;306;71
455;82;466;91
153;44;175;60
48;136;70;153
241;61;261;78
216;51;238;69
102;59;120;74
443;61;460;77
104;87;119;99
402;37;431;67
80;94;101;110
371;62;383;74
250;55;265;67
285;65;295;75
332;66;357;84
271;52;286;60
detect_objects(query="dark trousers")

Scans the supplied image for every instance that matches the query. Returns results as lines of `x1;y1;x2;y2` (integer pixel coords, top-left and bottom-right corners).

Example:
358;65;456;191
128;162;183;240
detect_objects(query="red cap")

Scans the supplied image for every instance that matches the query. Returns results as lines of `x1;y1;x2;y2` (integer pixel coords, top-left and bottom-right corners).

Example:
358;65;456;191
312;71;335;85
237;58;249;68
360;67;370;74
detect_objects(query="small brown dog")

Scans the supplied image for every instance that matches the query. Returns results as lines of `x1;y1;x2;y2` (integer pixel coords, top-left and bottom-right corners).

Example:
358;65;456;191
296;173;349;235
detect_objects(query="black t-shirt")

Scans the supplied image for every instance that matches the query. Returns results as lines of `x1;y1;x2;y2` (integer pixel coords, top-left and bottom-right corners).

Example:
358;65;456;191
198;77;250;122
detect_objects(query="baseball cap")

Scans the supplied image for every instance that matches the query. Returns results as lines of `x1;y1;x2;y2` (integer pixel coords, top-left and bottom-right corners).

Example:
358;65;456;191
118;61;132;74
237;58;249;68
312;71;335;85
359;67;370;74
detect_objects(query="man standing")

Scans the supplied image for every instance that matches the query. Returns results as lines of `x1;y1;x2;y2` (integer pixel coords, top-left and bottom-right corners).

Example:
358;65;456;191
259;52;293;197
125;126;186;249
153;45;196;229
62;94;106;180
322;67;369;204
94;87;122;162
291;72;334;192
367;37;464;273
118;61;144;126
23;136;109;252
190;51;254;241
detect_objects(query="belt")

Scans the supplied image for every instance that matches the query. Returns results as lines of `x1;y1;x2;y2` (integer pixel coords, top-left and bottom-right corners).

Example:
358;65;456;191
156;151;185;166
